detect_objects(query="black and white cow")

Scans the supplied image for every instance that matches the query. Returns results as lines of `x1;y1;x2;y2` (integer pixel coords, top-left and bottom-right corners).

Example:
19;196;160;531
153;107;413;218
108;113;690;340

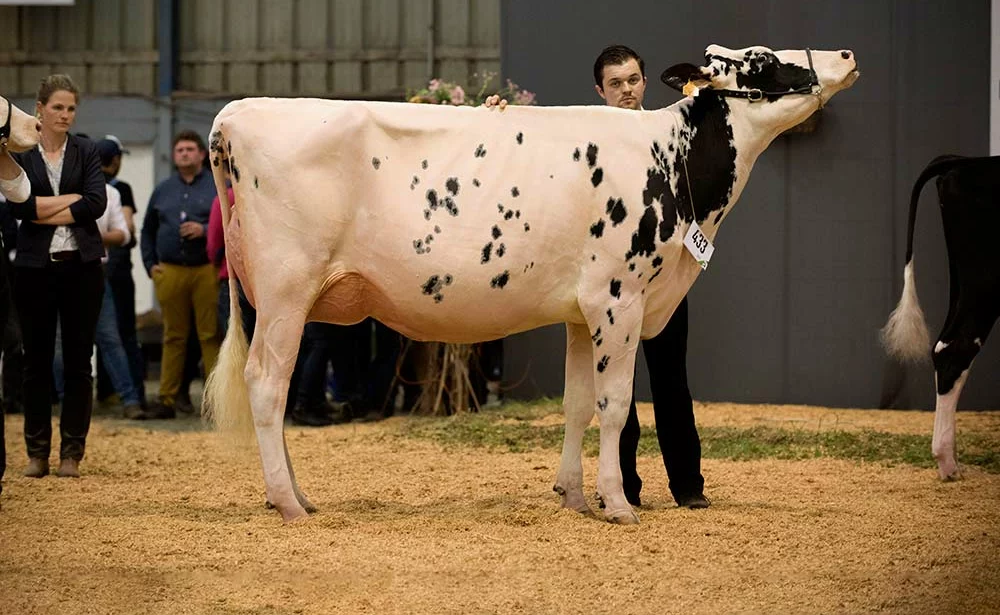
881;154;999;480
204;45;859;524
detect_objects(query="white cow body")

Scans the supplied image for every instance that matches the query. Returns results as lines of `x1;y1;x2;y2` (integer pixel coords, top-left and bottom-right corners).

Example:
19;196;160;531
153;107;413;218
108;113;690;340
205;45;859;524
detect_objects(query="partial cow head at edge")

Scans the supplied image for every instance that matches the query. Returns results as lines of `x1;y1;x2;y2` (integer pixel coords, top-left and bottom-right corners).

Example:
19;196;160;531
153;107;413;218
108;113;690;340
1;95;42;152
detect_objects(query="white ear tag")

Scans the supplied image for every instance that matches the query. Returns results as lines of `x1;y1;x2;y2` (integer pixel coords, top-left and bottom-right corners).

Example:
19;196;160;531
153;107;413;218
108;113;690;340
683;220;714;270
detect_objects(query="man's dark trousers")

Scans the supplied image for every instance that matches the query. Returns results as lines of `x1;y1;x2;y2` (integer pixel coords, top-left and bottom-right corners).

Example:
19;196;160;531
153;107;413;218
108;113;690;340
619;297;704;504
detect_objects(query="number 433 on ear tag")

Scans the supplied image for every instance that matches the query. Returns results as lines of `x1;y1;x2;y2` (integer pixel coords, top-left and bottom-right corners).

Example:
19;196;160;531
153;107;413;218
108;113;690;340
683;220;715;270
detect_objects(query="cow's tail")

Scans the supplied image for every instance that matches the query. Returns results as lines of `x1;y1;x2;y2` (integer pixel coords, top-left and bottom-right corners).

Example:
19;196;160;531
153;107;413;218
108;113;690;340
880;155;962;362
202;120;256;445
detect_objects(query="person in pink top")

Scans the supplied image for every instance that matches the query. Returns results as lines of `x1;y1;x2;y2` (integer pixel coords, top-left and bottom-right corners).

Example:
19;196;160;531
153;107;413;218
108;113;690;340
207;186;255;341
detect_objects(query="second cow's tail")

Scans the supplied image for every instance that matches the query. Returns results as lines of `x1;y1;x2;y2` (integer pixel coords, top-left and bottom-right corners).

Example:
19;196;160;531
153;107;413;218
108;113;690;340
880;155;964;363
202;120;256;445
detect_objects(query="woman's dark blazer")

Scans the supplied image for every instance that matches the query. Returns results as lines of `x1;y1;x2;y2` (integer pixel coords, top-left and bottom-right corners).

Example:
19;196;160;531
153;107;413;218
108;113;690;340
8;134;107;267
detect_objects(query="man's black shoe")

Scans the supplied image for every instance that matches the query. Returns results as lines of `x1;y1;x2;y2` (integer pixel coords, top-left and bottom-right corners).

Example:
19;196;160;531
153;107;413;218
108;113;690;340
290;408;335;427
676;493;710;509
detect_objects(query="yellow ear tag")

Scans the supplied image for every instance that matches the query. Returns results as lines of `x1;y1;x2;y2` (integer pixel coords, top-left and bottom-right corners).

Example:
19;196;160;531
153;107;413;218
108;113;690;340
682;81;698;97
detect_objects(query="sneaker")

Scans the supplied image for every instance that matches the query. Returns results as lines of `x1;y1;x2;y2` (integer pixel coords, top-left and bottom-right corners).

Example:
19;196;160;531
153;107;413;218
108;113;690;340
123;403;145;420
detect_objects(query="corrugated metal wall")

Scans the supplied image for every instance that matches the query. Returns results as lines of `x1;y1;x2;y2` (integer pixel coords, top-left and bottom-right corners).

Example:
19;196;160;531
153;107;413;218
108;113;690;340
0;0;499;100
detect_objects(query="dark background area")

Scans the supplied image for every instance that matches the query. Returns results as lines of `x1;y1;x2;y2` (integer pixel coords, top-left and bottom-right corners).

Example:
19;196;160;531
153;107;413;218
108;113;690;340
499;0;996;409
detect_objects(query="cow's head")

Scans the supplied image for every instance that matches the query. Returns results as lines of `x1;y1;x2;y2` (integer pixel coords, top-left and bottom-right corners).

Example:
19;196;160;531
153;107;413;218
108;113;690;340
1;95;42;153
661;45;859;129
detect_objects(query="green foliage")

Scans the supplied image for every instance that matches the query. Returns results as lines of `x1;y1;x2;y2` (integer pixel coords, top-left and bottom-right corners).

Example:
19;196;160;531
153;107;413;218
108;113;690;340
400;405;1000;473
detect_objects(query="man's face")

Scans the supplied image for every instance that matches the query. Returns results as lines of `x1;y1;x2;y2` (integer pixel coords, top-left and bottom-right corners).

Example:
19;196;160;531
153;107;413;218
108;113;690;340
596;58;646;110
173;139;205;172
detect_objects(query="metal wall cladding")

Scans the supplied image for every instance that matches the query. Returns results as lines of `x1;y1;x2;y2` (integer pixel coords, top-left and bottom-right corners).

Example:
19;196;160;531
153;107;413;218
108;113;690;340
0;0;500;100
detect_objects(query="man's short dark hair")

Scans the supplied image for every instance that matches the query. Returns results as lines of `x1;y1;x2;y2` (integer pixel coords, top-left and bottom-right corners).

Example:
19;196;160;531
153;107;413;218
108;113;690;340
172;129;206;152
594;44;645;88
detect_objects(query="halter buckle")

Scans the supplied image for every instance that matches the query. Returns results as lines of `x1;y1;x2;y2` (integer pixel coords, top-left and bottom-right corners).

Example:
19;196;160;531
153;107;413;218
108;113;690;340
747;89;763;102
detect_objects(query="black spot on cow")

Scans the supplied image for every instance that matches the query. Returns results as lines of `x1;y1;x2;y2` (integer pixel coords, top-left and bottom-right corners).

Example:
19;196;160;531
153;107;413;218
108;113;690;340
625;334;630;344
523;222;530;232
651;255;663;268
511;186;520;198
606;308;615;325
734;51;813;102
433;294;443;303
586;143;598;168
411;176;420;190
597;397;608;412
504;210;514;220
481;242;492;264
475;144;486;158
472;178;480;187
673;94;738;223
648;268;663;283
209;131;224;156
444;274;453;285
606;198;627;226
212;156;220;168
625;207;658;260
496;243;506;258
434;225;441;234
421;275;442;296
426;189;439;211
591;255;596;261
425;234;434;244
442;197;459;216
573;147;581;162
628;263;635;271
590;219;605;238
597;355;610;373
226;140;232;155
591;327;602;342
422;159;428;169
609;279;622;299
591;168;603;187
254;176;258;189
516;132;523;144
497;204;505;214
714;209;725;224
371;157;381;170
446;177;460;196
230;158;241;183
515;210;520;219
413;239;425;254
492;225;502;240
490;271;510;289
423;210;431;220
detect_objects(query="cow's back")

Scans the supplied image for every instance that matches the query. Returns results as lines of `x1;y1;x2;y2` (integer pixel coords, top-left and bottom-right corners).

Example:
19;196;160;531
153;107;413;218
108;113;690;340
216;98;679;342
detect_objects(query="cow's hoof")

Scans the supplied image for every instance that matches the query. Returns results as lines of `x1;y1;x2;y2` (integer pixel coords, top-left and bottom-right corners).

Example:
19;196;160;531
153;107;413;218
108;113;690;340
604;507;640;525
554;484;592;516
938;466;962;481
279;504;310;524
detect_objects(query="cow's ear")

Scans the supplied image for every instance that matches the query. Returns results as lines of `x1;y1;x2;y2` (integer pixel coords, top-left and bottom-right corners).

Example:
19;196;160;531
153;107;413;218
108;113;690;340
660;63;712;93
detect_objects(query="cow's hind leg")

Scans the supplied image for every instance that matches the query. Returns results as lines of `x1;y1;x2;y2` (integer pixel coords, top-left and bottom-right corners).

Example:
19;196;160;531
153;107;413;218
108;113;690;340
554;323;596;516
246;310;311;522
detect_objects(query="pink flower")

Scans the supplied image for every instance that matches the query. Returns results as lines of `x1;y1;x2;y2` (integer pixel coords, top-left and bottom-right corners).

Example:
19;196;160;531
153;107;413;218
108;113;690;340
514;90;536;106
428;79;442;92
450;85;466;105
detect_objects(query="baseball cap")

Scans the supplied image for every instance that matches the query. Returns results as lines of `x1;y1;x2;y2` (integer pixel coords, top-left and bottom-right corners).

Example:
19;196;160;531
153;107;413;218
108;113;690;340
96;134;129;166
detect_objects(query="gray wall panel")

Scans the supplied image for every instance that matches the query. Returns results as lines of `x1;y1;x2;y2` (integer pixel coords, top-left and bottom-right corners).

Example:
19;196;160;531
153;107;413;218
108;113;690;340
502;0;996;409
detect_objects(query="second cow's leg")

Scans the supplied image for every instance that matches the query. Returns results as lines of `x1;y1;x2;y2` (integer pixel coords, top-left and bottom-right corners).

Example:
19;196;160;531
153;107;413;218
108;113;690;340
245;310;310;522
554;322;596;515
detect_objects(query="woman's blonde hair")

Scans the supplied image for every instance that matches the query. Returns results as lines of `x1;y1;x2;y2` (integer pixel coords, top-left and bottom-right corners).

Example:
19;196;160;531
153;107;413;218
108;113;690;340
37;74;80;105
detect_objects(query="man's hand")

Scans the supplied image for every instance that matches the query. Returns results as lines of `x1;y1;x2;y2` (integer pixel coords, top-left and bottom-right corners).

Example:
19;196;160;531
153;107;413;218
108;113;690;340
180;221;204;239
150;263;164;277
483;95;508;111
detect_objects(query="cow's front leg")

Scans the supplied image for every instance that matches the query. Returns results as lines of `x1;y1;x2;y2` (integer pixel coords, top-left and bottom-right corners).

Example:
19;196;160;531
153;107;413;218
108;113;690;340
245;313;311;522
592;316;641;525
554;323;596;516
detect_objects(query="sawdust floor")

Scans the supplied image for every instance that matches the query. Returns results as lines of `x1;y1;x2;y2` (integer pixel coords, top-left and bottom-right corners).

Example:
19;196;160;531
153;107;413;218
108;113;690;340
1;401;999;615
